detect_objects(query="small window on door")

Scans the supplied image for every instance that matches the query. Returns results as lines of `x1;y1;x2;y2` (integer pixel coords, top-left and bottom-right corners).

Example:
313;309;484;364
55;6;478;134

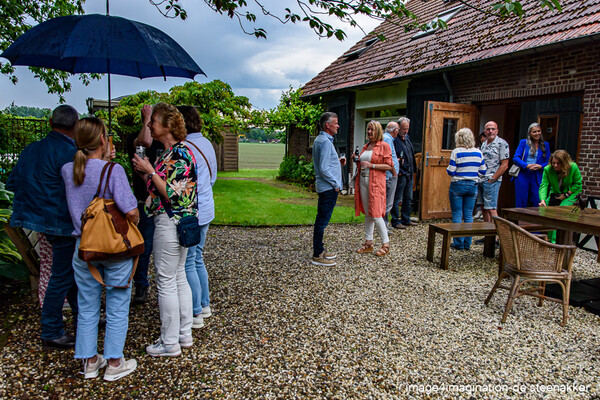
442;118;458;150
538;115;559;153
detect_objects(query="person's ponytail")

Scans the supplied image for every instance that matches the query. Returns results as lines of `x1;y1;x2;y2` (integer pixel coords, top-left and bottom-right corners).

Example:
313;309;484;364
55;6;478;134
73;148;88;186
72;117;106;186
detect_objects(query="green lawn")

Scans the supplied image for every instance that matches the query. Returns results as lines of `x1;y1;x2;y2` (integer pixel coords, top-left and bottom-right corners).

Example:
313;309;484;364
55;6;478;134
213;177;361;226
218;169;278;179
238;142;285;169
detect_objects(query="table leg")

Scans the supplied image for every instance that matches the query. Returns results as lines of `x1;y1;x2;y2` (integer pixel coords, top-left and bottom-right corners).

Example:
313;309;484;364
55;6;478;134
556;230;574;245
441;233;450;270
426;227;436;262
483;236;495;258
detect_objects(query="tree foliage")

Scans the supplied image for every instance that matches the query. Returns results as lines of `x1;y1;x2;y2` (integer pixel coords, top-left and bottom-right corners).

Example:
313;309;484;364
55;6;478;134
0;0;100;101
154;0;563;40
109;80;254;144
263;87;324;133
1;0;563;100
2;104;51;119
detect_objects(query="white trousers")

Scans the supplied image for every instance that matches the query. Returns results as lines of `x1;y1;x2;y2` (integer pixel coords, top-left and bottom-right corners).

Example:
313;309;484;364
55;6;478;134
153;214;193;345
365;216;389;244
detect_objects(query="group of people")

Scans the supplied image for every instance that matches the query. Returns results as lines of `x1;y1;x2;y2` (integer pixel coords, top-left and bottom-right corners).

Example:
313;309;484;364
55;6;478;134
310;111;584;263
446;120;582;249
311;113;418;266
7;103;217;381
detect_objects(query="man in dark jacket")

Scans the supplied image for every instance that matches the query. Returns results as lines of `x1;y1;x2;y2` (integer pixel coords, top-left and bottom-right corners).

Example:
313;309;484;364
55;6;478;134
7;105;79;350
391;117;418;229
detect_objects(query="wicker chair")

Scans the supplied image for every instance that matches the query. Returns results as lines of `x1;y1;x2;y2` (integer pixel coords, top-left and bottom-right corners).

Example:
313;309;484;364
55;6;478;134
484;216;576;326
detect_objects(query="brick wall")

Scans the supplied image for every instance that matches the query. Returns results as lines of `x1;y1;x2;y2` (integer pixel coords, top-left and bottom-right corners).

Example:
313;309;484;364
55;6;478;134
288;125;312;160
451;43;600;198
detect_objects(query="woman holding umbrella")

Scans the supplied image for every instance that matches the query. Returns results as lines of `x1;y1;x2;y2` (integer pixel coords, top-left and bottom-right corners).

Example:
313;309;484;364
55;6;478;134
132;103;197;357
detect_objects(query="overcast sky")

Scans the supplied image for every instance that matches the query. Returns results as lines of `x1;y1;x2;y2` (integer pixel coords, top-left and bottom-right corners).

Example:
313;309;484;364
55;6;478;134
0;0;379;113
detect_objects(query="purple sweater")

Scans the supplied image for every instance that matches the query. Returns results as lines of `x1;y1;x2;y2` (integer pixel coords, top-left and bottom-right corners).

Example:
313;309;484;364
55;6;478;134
62;159;137;236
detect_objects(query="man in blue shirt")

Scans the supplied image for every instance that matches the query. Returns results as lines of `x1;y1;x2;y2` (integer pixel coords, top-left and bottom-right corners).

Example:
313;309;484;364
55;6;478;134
312;112;345;266
7;105;79;350
383;122;400;231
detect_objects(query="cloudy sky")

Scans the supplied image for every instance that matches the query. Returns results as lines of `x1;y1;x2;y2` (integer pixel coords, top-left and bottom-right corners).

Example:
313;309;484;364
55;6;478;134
0;0;380;113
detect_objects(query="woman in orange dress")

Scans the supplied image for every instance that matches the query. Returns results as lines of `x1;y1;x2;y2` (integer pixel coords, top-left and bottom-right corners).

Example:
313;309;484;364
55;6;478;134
354;121;395;256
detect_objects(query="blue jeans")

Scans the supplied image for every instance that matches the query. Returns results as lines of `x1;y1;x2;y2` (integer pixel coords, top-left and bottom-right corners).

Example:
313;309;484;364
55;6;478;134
391;174;413;226
449;180;478;249
133;203;154;288
40;235;77;341
72;238;133;360
313;189;339;257
184;223;210;316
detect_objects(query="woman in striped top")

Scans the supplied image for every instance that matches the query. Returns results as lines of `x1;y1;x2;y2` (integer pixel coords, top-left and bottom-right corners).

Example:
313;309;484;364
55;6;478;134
446;128;487;250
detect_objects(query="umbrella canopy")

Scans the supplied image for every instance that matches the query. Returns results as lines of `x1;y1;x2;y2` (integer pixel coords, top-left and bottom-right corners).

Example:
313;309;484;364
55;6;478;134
1;14;205;79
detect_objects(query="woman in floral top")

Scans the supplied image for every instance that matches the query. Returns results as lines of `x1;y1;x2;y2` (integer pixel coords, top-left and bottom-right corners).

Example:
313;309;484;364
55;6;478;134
132;102;197;357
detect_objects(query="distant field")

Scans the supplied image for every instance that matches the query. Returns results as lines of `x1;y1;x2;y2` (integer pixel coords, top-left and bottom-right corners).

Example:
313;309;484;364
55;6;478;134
239;142;285;169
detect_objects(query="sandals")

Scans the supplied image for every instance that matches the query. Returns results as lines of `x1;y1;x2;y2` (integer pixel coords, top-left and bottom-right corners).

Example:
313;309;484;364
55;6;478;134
356;241;374;253
374;244;390;257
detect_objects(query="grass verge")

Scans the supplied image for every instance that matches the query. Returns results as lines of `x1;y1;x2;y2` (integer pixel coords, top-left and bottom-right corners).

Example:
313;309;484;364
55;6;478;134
213;178;361;226
238;142;284;169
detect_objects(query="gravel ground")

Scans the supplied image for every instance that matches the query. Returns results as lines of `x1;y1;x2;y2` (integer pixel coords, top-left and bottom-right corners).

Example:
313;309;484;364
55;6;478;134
1;223;600;399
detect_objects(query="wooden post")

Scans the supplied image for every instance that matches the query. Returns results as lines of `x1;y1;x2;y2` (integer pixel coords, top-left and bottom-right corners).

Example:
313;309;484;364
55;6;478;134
3;225;40;301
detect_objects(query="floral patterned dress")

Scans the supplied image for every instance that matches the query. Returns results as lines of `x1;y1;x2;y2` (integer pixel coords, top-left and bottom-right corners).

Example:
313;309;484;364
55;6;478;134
145;141;198;220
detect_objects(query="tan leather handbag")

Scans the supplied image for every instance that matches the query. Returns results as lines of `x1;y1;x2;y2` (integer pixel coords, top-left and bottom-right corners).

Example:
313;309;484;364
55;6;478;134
79;162;144;288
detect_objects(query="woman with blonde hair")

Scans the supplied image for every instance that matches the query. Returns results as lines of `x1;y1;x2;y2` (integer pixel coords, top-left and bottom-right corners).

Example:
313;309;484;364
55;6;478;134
512;122;551;207
446;128;486;250
62;117;139;380
132;102;198;357
539;150;582;242
354;120;394;256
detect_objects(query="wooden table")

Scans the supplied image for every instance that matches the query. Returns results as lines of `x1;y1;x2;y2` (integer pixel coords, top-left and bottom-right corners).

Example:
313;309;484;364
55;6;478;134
502;206;600;262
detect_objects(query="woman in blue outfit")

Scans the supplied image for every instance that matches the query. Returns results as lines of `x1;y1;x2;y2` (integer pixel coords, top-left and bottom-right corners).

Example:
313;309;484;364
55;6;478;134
512;123;551;207
62;118;139;381
446;128;486;250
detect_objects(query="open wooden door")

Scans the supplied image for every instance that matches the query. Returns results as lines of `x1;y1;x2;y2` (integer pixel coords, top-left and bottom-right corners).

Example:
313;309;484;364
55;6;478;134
420;101;479;220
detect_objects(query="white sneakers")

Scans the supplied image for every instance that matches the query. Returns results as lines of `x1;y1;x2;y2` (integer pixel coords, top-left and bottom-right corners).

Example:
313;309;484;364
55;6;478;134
192;315;205;329
179;334;193;348
201;306;212;318
83;354;107;379
104;358;137;381
83;355;137;381
146;339;182;357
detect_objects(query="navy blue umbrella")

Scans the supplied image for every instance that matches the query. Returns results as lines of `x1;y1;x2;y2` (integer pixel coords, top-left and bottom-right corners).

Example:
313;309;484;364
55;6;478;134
1;14;204;79
1;13;205;132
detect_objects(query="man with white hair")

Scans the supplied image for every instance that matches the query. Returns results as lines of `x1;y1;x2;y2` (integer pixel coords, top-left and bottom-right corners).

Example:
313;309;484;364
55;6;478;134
8;105;80;350
382;122;399;231
391;117;418;229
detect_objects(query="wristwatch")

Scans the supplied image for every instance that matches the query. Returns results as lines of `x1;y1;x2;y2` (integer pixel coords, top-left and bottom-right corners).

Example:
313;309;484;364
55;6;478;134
148;171;156;180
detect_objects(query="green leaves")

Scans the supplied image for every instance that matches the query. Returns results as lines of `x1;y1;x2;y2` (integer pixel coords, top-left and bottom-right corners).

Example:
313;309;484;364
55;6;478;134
0;0;92;101
263;87;324;133
111;80;254;145
0;181;27;281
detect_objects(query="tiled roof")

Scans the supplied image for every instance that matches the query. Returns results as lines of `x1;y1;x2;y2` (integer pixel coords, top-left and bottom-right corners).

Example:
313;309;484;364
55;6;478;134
302;0;600;97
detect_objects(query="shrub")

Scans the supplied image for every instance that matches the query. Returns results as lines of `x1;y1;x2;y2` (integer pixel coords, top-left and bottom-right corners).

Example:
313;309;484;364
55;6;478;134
277;155;315;187
0;182;28;281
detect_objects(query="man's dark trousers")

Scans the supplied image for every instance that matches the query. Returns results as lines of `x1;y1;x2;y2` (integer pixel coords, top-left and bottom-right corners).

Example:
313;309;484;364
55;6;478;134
133;203;154;288
390;174;413;227
40;235;77;340
313;189;339;257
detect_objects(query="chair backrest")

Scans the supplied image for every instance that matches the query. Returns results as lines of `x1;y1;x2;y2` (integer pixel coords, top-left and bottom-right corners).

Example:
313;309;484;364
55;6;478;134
493;216;574;273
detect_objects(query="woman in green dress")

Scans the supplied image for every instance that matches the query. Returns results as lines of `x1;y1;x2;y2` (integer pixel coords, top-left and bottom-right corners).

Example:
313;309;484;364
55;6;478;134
538;149;582;242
